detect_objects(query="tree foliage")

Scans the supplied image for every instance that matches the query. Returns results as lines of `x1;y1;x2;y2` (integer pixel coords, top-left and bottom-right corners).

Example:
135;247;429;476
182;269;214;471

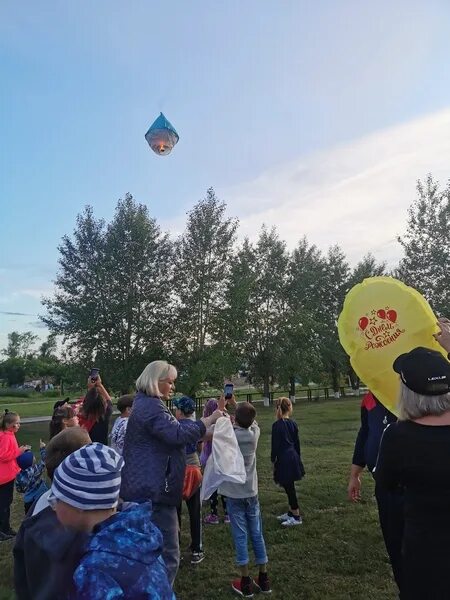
397;175;450;316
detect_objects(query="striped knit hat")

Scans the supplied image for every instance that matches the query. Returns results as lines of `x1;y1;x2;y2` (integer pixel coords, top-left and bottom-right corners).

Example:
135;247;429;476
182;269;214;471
50;443;124;510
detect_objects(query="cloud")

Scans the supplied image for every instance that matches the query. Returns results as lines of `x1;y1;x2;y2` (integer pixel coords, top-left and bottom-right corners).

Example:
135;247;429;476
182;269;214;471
221;108;450;267
0;311;36;317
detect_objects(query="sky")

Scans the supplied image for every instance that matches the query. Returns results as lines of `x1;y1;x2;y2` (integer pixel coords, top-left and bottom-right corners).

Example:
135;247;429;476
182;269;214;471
1;0;450;350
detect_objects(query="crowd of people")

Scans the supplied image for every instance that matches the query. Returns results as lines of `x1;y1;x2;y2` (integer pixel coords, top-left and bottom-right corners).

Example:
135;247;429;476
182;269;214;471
0;317;449;599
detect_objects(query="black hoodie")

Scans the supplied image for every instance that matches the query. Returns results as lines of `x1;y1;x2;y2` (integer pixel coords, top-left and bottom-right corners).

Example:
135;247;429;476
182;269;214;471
13;503;87;600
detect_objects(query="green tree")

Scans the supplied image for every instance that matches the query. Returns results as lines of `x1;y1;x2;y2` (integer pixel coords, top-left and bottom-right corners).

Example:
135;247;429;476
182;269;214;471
38;333;57;359
0;358;27;386
283;238;328;391
171;188;238;393
319;245;350;395
42;194;172;391
2;331;38;359
397;175;450;316
224;227;290;398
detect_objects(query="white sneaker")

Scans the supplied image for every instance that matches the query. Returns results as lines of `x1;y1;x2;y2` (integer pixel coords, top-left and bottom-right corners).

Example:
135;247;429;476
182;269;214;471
281;516;302;527
276;513;290;521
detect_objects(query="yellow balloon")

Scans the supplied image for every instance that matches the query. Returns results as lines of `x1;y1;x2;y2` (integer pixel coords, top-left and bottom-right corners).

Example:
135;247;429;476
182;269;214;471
338;277;445;415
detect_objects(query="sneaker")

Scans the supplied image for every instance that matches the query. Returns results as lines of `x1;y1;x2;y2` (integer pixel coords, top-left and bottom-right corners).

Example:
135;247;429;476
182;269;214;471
254;574;272;594
0;531;14;542
204;513;220;525
276;512;291;521
281;515;302;527
191;551;205;564
224;514;231;524
231;577;254;597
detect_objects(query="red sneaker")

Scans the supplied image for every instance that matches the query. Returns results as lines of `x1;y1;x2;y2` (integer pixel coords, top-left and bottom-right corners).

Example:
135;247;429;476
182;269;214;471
254;573;272;594
231;577;254;597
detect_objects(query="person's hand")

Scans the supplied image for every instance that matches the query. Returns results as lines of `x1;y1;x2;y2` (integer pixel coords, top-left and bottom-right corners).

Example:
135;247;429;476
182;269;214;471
218;396;227;412
209;409;225;425
227;394;237;408
434;318;450;353
348;474;362;502
39;439;46;449
19;445;31;454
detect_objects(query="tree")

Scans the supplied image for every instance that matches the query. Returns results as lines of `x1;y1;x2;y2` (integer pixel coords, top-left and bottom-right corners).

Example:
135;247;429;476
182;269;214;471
347;253;386;291
0;358;27;386
224;227;290;398
42;194;173;391
2;331;38;359
397;175;450;316
171;188;238;393
318;245;350;395
38;334;57;359
283;238;328;391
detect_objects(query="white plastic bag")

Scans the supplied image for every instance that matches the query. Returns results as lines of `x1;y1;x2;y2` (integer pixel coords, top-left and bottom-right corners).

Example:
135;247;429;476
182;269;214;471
200;417;246;502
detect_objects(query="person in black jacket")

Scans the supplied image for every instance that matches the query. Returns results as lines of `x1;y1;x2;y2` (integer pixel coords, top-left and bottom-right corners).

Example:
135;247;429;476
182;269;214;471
375;346;450;600
348;391;403;594
13;427;91;600
271;397;305;527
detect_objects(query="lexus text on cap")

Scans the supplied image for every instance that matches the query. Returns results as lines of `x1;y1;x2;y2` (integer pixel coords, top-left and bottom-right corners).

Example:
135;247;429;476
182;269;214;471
393;346;450;396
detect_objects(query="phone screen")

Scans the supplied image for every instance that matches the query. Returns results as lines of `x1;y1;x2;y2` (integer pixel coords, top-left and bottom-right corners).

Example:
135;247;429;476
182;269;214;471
224;384;234;399
90;368;100;382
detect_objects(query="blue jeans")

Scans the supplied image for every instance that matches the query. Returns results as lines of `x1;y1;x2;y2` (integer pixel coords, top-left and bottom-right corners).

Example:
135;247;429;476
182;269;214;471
152;503;180;587
226;496;268;566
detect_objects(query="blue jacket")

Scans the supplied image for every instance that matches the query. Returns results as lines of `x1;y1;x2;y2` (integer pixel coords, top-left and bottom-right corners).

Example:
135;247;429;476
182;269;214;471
72;502;174;600
15;448;48;503
352;392;397;472
121;392;206;506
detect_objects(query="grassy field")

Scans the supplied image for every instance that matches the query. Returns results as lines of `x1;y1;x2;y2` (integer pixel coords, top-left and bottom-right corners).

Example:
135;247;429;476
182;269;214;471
0;400;396;600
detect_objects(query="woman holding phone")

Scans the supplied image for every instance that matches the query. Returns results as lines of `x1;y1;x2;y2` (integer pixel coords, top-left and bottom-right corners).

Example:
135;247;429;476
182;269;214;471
78;371;112;444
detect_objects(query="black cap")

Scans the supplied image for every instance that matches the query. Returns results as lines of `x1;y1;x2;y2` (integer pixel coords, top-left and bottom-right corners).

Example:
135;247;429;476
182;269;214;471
393;347;450;396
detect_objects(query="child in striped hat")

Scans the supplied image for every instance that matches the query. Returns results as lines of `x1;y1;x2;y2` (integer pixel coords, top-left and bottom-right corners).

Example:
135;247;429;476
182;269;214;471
49;443;174;599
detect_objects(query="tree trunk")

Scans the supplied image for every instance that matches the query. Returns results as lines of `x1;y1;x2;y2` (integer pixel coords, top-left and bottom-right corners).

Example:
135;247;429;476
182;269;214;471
289;376;296;400
331;362;340;398
263;374;270;401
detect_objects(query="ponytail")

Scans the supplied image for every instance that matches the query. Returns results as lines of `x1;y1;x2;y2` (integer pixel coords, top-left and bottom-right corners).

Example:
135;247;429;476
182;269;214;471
0;410;19;430
276;397;292;417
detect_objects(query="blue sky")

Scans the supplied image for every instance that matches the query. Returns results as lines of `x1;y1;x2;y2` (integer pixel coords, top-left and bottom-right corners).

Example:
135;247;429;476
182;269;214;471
1;0;450;349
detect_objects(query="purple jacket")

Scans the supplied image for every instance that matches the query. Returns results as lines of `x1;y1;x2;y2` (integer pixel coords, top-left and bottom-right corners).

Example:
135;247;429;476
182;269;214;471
120;392;206;507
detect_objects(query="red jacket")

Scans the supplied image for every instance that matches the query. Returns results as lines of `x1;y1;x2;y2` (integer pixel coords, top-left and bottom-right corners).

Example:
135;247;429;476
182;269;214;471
0;430;21;485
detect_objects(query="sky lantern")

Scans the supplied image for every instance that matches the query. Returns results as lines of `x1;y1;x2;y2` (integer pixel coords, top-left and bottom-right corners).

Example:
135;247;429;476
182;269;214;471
145;112;179;156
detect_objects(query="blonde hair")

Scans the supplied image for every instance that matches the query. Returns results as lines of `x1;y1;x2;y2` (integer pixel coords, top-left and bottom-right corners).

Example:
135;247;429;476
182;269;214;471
398;382;450;420
135;360;177;397
276;397;292;415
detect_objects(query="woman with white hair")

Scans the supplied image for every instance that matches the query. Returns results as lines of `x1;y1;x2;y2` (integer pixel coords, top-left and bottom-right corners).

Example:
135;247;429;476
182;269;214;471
375;346;450;599
120;360;223;587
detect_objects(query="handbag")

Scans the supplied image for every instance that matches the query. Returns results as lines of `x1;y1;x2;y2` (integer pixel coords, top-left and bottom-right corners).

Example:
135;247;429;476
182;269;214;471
182;464;203;500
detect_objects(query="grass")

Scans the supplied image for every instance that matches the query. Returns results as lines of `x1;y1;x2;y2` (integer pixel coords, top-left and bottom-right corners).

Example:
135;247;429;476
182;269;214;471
0;400;396;600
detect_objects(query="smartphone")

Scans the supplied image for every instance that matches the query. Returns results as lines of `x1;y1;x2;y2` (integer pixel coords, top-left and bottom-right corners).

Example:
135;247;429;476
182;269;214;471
89;367;100;383
224;383;234;400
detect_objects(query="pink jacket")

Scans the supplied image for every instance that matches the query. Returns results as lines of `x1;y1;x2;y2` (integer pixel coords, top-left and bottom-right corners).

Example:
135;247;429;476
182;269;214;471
0;430;21;485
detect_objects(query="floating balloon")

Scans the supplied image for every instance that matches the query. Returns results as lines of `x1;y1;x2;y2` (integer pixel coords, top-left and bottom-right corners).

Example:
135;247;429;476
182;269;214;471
338;277;446;415
145;112;179;156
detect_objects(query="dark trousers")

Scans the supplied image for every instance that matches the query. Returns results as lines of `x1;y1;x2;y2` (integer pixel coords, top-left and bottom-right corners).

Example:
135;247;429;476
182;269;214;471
375;483;404;594
0;479;14;533
177;488;202;553
283;481;299;511
210;490;227;516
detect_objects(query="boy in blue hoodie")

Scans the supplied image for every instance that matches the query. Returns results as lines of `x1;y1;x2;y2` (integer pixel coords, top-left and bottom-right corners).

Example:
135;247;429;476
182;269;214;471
15;440;48;514
49;442;174;600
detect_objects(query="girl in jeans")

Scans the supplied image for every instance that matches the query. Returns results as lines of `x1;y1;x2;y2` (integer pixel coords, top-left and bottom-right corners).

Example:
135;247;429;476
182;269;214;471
271;397;305;527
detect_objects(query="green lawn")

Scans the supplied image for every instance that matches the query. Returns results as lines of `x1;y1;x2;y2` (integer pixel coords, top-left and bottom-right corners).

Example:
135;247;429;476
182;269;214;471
0;400;396;600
